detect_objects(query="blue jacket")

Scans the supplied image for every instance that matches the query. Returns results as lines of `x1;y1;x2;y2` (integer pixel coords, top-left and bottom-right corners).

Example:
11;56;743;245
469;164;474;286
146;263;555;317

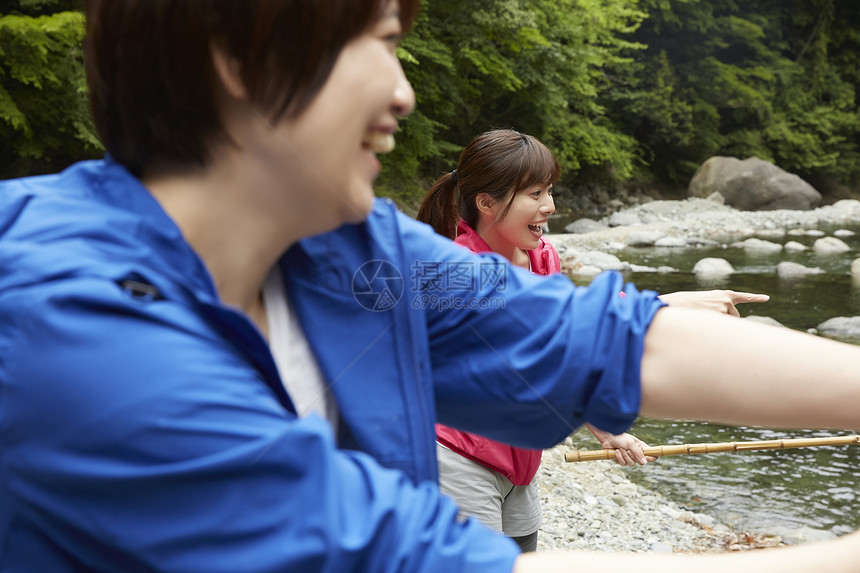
0;159;664;571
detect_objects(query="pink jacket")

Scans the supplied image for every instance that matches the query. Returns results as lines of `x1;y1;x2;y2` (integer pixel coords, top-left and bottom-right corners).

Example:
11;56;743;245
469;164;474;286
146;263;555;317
436;220;561;485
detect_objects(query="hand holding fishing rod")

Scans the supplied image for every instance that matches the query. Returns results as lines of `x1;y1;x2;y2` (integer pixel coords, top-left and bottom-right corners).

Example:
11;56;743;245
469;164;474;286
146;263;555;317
565;435;860;462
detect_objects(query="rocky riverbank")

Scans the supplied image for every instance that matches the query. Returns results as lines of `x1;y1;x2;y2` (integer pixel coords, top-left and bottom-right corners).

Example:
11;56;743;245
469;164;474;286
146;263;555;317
537;434;784;554
546;196;860;279
547;194;860;258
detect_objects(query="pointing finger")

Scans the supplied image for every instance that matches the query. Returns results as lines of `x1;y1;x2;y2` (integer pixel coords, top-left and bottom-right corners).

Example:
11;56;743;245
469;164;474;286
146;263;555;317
728;291;770;304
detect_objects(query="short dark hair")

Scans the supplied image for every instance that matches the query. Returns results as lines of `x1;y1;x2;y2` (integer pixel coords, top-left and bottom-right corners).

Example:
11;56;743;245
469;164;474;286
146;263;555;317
84;0;419;176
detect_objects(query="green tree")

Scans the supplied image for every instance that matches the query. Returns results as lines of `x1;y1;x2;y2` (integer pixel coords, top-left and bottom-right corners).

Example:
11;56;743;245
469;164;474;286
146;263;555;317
764;0;860;186
5;0;860;197
611;0;860;188
1;0;82;15
609;0;775;182
380;0;647;203
0;2;100;179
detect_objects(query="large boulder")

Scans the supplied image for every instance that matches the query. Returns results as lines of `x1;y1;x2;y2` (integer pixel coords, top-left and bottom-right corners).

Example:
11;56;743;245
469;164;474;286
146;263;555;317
688;156;821;211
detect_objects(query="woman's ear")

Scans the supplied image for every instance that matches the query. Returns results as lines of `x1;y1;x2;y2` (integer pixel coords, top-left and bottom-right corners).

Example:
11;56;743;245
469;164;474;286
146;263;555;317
210;44;248;101
475;192;496;216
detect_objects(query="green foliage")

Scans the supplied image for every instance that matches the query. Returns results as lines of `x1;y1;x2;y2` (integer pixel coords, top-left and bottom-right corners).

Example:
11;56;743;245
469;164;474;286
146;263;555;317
0;0;82;15
0;7;100;178
609;0;860;186
382;0;860;196
3;0;860;196
379;0;648;200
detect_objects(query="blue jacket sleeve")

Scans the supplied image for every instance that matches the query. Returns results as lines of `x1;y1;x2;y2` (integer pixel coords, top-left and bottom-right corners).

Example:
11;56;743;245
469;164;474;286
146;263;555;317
0;278;519;572
399;214;666;447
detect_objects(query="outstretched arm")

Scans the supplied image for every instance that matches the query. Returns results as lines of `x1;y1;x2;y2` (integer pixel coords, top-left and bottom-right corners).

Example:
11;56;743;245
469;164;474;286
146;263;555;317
640;305;860;430
514;530;860;573
513;295;860;573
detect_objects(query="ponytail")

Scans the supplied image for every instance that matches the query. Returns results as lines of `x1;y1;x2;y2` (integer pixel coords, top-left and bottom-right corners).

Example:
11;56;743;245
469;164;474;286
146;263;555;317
416;171;460;240
417;129;559;242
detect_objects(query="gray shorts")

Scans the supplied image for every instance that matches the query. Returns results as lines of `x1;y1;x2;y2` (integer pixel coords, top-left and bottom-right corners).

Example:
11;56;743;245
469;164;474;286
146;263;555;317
436;443;542;537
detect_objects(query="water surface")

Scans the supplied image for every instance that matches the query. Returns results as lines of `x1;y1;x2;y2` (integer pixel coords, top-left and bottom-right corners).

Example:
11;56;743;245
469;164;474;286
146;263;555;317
562;221;860;538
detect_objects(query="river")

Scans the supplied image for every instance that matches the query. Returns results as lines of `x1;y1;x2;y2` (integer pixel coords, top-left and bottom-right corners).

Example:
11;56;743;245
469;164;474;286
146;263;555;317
555;215;860;540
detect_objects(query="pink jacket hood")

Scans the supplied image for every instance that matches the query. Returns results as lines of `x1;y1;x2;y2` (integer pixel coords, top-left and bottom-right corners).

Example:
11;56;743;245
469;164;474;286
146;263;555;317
453;219;561;275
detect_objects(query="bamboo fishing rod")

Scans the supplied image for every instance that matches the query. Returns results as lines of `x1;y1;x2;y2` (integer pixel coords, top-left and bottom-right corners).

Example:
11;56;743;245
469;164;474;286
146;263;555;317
564;435;860;463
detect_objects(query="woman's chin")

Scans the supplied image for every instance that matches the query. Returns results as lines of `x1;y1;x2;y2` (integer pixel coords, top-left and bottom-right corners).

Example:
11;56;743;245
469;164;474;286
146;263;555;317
342;189;376;224
520;237;541;251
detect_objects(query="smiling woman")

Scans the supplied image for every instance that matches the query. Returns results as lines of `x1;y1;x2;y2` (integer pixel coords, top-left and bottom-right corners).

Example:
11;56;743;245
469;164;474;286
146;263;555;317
417;129;655;553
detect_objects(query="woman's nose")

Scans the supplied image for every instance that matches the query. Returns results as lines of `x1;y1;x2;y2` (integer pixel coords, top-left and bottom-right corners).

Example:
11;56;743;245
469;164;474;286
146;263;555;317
391;66;415;117
541;194;555;215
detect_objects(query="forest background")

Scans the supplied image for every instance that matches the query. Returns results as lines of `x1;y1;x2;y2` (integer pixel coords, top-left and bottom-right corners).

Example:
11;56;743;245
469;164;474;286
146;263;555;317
3;0;860;211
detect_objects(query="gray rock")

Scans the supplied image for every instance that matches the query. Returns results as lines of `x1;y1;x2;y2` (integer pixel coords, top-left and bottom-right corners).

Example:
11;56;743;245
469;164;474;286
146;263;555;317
777;261;824;277
654;236;687;248
608;211;641;227
624;263;660;273
826;200;860;221
626;230;665;247
693;257;734;276
577;251;623;271
783;241;808;252
768;526;836;546
687;237;721;247
756;228;786;239
705;191;725;204
688;156;821;211
564;218;608;234
569;264;603;277
639;212;665;224
816;316;860;341
813;236;850;253
734;237;783;252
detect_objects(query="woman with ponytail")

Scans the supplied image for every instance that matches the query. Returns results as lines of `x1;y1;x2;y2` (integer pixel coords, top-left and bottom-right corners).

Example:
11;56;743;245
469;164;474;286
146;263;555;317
418;129;654;552
418;128;775;552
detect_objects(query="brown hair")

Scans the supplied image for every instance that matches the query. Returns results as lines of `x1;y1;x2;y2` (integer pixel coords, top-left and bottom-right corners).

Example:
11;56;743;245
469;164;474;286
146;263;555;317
416;129;560;239
84;0;419;176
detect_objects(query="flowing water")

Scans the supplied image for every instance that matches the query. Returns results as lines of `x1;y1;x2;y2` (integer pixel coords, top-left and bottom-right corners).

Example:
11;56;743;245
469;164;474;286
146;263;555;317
556;216;860;539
